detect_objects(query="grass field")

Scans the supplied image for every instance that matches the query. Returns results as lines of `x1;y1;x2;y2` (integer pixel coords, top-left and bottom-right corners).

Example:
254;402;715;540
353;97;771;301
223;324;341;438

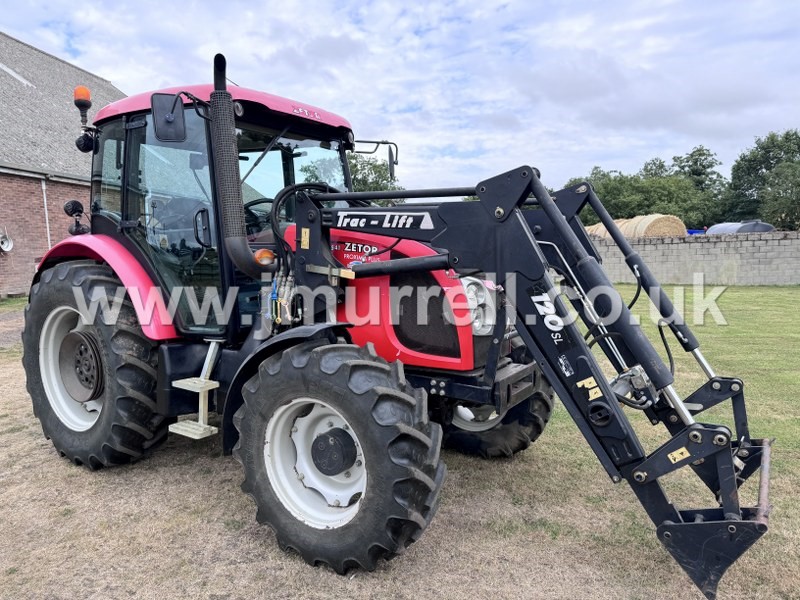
0;286;797;599
0;297;26;314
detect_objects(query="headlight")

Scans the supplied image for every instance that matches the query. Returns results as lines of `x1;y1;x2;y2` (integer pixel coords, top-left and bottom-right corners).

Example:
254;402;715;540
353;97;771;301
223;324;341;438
461;277;495;336
466;280;486;305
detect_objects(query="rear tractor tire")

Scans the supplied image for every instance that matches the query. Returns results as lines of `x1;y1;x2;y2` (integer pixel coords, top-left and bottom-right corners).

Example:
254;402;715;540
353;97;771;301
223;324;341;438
233;341;446;573
22;260;168;469
442;364;554;459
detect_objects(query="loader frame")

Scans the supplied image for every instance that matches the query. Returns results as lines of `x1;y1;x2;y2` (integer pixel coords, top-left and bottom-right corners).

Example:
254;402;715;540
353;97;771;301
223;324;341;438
287;166;771;600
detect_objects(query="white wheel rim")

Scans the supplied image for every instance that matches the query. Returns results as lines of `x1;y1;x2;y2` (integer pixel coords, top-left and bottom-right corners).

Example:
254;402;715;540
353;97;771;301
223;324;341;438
265;398;366;529
39;307;103;432
451;405;506;432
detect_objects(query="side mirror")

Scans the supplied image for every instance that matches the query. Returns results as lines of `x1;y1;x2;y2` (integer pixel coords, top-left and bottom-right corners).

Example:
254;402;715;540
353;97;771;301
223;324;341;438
354;140;400;181
151;93;186;142
64;200;84;217
75;132;95;153
64;200;89;235
0;228;12;253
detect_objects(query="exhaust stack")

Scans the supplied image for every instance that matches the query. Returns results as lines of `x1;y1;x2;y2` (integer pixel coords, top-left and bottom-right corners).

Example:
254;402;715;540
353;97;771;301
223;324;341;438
208;53;274;279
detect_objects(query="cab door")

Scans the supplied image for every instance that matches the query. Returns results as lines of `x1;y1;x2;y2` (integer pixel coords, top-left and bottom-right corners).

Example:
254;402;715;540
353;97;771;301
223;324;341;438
122;109;227;336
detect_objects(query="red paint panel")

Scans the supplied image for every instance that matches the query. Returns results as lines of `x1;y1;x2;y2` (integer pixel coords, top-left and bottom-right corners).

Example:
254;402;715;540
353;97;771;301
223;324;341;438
285;225;474;371
95;84;351;130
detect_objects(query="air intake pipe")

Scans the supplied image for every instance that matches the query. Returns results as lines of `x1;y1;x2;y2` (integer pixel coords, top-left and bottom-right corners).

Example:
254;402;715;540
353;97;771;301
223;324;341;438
209;54;276;279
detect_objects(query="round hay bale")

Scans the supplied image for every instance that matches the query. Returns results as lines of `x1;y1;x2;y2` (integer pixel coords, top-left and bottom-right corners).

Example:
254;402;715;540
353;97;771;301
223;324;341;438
585;222;608;238
621;214;687;237
584;214;686;238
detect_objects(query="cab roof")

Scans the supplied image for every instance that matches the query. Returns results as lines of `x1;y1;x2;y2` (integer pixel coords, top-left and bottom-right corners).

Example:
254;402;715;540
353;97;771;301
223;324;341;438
94;84;352;130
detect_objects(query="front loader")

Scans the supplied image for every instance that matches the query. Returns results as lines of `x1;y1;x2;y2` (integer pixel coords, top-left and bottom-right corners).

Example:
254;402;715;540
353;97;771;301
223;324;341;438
22;54;771;598
296;170;773;597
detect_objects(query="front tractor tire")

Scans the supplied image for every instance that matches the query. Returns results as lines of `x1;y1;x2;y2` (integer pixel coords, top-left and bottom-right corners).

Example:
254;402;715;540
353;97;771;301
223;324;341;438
233;341;446;573
22;260;168;469
442;365;554;459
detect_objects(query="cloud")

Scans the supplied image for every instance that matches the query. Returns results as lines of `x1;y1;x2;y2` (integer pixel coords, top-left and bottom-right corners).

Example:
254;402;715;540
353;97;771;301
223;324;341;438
3;0;800;190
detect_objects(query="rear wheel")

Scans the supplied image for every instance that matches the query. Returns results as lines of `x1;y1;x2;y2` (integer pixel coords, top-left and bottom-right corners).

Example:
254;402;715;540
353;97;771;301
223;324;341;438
22;260;168;469
233;341;446;573
442;365;554;458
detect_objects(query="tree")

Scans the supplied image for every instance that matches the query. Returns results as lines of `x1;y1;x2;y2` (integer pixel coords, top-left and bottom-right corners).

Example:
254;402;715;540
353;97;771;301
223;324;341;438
760;160;800;230
634;175;709;229
564;163;713;229
346;153;403;193
299;153;403;206
639;158;670;179
565;167;636;225
728;129;800;221
669;146;727;225
671;146;726;194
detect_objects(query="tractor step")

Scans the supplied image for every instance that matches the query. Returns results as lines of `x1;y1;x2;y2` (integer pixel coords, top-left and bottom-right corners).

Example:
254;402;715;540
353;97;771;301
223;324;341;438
168;340;222;440
169;419;219;439
172;377;220;393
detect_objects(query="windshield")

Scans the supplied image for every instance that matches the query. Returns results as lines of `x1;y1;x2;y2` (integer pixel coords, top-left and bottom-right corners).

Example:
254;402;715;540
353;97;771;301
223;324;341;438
237;126;346;198
237;125;346;240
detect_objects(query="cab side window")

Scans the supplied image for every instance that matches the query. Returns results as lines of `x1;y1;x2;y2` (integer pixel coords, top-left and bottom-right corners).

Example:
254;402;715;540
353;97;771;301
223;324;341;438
128;111;214;250
91;119;125;218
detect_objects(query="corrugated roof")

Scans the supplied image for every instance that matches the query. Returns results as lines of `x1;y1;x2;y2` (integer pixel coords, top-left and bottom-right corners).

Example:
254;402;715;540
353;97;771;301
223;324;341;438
0;32;126;179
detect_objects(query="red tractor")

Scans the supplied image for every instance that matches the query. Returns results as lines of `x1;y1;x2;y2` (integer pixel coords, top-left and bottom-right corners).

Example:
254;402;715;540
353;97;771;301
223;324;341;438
22;55;771;598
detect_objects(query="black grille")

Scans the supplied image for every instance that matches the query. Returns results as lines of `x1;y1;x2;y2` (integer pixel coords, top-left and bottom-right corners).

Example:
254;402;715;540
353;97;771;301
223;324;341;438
390;272;460;359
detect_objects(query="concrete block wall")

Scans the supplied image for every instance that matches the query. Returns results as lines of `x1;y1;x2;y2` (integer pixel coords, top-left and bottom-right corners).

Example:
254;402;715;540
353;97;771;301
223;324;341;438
592;231;800;285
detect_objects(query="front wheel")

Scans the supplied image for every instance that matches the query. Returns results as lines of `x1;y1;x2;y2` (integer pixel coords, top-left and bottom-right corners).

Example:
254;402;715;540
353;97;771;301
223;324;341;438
233;341;446;573
442;365;554;458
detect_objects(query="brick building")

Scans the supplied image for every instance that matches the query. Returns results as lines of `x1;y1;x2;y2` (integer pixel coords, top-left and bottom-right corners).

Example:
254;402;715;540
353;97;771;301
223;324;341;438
0;32;125;296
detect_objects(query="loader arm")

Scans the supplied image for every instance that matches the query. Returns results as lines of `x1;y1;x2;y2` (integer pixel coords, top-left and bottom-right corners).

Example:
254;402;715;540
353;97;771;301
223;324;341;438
293;166;772;599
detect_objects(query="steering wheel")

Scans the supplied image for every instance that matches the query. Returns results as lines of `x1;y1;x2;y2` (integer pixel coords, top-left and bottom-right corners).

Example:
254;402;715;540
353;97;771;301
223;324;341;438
244;197;274;210
267;182;339;245
149;197;206;230
244;197;274;234
271;183;340;217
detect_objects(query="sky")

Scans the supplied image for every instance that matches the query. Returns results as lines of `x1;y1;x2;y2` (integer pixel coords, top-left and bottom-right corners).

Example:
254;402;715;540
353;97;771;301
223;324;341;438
2;0;799;191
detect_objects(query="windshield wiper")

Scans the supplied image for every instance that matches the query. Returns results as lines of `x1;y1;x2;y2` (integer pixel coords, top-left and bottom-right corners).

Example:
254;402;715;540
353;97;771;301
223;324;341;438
240;125;290;184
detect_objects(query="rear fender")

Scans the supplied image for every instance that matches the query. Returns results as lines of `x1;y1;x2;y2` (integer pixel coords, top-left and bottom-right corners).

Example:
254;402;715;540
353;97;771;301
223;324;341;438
220;323;349;454
35;235;178;341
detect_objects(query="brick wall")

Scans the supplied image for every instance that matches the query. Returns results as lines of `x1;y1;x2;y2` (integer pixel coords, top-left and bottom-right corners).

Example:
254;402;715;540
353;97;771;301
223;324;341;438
0;171;88;296
592;231;800;285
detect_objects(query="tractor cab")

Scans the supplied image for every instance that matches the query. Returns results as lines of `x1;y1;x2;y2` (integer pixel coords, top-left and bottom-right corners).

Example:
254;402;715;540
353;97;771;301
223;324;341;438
85;84;355;337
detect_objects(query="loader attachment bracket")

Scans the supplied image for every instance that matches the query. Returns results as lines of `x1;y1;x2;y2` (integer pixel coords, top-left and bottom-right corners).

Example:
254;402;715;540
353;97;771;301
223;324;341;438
657;437;772;599
622;423;734;483
658;518;766;600
474;166;534;221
